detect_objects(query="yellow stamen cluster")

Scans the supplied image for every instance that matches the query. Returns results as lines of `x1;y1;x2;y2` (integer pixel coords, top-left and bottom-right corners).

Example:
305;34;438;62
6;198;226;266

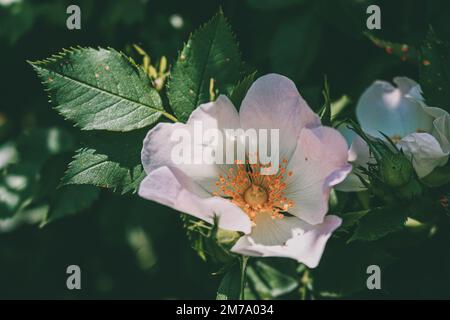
214;159;294;221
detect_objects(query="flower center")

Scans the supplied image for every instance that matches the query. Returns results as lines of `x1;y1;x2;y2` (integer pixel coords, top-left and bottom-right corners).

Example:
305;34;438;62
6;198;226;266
244;184;268;207
213;159;294;221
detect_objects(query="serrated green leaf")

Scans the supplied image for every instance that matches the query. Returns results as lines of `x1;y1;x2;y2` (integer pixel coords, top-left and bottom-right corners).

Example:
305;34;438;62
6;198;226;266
229;72;256;110
61;130;146;194
348;207;407;243
62;149;144;194
419;28;450;112
30;47;171;131
167;12;242;122
43;185;99;225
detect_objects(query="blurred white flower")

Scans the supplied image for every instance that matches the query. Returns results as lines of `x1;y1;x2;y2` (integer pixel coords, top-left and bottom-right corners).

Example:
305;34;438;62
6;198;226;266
337;77;450;191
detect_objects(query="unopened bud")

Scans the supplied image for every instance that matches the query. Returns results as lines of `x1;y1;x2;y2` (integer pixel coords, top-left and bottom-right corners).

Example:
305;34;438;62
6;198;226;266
216;229;241;248
380;153;414;187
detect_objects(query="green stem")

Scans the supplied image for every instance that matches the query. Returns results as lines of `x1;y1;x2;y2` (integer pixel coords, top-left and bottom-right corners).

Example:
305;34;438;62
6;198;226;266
162;111;178;122
300;286;306;300
239;256;249;300
299;269;310;300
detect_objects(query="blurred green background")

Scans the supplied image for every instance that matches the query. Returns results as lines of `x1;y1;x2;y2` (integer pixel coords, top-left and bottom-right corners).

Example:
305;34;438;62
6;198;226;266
1;0;450;299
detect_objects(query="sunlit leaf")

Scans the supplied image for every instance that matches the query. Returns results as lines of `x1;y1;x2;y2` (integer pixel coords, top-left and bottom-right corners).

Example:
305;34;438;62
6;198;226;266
229;72;256;110
61;130;146;194
30;47;166;131
167;11;242;122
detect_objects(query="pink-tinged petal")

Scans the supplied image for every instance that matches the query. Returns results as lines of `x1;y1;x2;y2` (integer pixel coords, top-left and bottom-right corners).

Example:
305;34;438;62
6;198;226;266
356;78;434;139
239;74;320;161
141;95;240;192
335;130;371;192
231;215;342;268
138;166;252;234
348;135;371;166
285;126;352;224
397;132;449;178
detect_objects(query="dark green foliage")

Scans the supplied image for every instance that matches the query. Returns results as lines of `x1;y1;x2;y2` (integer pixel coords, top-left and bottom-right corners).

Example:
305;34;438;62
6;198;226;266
348;207;408;243
30;47;165;131
167;12;242;122
61;130;147;194
1;0;450;300
419;28;450;112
